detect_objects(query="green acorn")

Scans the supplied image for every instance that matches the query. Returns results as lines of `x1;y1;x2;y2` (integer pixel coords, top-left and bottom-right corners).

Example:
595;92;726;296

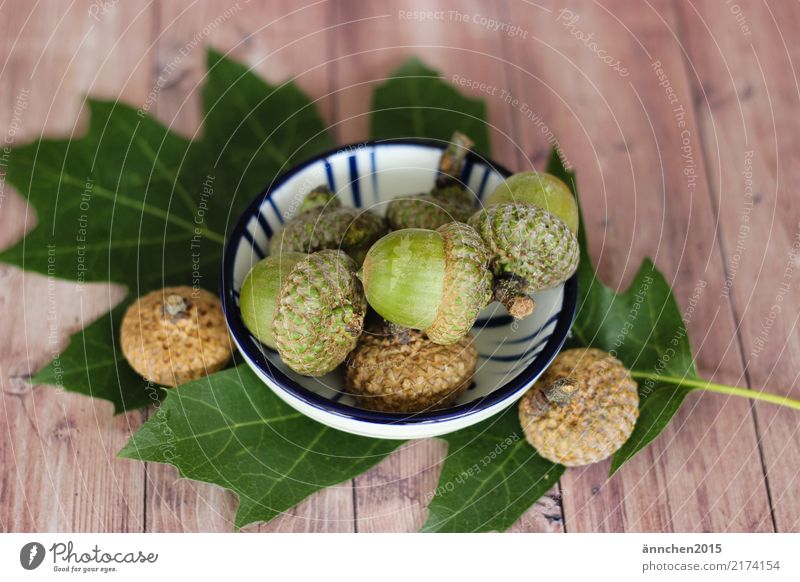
471;170;580;293
386;132;476;231
359;222;493;345
240;250;366;376
269;186;387;265
486;171;579;233
469;203;579;293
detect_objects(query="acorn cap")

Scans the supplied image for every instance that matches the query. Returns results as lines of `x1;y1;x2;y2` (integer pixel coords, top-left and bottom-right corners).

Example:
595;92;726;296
518;348;639;466
469;203;579;292
432;184;474;208
120;286;232;387
386;131;476;231
300;185;341;213
386;194;473;231
344;323;478;413
269;206;387;265
273;250;366;376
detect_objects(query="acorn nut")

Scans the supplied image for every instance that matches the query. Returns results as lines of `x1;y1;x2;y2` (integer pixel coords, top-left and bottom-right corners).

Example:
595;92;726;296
359;222;492;345
269;185;387;265
120;286;232;387
518;348;639;466
239;252;305;349
486;171;579;233
344;321;478;413
240;250;366;376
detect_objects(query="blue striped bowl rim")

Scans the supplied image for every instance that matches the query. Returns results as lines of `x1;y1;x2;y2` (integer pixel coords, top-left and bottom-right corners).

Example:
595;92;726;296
220;138;578;426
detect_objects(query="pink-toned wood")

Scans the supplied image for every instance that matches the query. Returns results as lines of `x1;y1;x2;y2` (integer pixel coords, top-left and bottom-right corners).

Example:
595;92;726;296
142;0;354;533
331;0;562;532
674;0;800;532
504;0;772;532
1;0;797;533
0;0;155;532
331;0;520;168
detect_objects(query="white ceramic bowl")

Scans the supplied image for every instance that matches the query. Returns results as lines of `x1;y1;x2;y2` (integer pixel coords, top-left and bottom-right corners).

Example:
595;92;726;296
220;139;577;439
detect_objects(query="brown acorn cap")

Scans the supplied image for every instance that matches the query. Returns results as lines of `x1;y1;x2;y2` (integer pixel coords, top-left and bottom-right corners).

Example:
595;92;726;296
344;322;477;413
519;348;639;466
120;286;232;387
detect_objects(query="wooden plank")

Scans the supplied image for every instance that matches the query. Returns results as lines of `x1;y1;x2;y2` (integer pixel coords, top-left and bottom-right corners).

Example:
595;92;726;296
675;0;800;532
504;0;772;532
0;0;155;532
143;0;353;533
332;0;562;532
332;0;519;168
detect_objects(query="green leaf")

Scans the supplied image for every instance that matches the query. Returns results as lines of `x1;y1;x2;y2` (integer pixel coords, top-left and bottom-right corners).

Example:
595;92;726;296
422;406;564;532
370;58;491;156
119;365;401;528
546;151;696;474
33;303;164;413
200;49;334;215
2;49;333;410
2;99;211;290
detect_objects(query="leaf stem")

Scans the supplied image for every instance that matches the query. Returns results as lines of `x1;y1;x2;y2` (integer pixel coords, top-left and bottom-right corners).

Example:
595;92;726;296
629;371;800;411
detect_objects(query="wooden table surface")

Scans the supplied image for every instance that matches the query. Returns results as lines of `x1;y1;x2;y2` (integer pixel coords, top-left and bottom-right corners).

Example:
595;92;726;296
1;0;798;533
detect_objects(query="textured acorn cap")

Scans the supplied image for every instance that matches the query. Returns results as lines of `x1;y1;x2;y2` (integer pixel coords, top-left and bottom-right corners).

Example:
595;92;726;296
300;184;341;213
426;221;493;344
518;348;639;467
269;205;387;265
386;193;473;231
120;286;232;387
469;203;579;292
273;250;366;376
344;323;477;413
239;252;306;349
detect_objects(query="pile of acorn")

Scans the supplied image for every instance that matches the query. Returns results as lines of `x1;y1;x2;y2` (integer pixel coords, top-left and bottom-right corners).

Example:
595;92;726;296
119;133;641;467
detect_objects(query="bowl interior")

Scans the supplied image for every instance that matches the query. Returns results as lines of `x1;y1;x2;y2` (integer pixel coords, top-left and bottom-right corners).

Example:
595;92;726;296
222;140;574;424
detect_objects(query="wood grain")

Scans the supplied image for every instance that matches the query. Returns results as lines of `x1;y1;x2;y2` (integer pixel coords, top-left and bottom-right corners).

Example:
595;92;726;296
0;0;155;532
675;0;800;532
504;0;772;532
0;0;797;533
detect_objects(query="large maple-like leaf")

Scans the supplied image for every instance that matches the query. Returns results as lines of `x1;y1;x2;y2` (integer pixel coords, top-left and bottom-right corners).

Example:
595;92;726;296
421;407;563;532
119;366;401;528
11;50;790;531
2;49;332;411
